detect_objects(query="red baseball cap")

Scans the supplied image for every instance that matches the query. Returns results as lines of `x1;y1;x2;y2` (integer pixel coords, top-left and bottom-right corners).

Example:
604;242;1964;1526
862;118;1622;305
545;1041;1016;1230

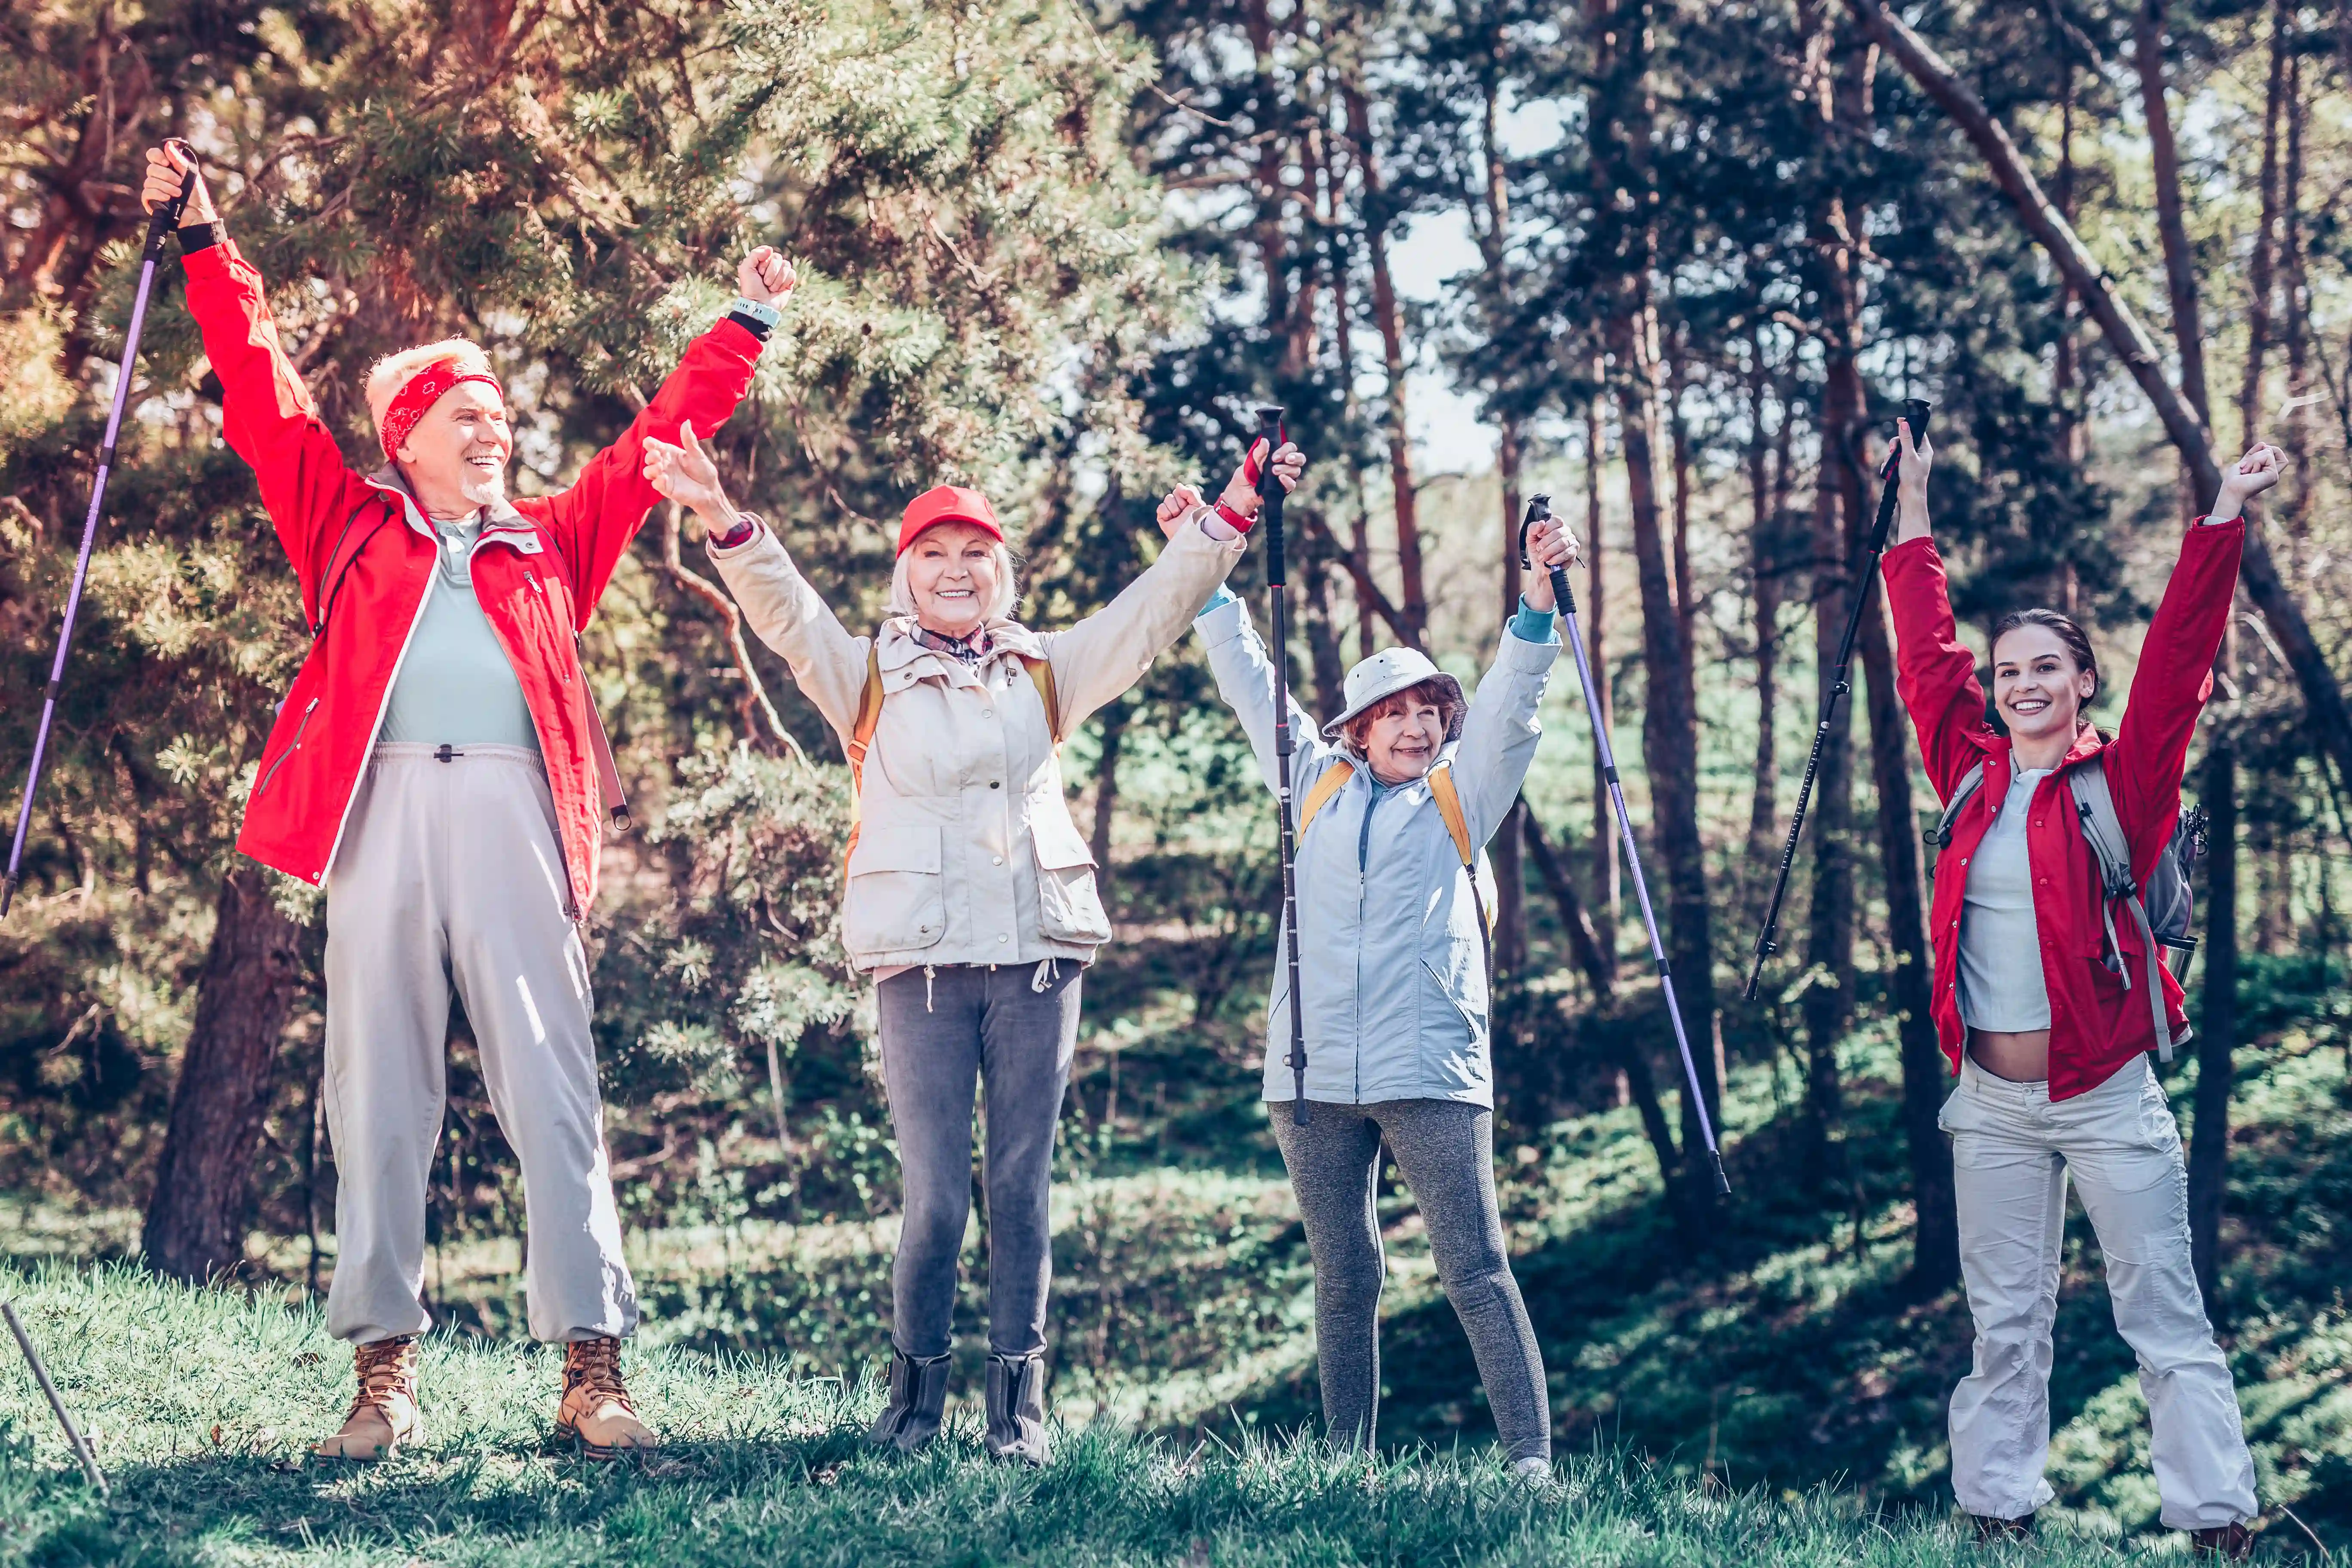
898;485;1004;554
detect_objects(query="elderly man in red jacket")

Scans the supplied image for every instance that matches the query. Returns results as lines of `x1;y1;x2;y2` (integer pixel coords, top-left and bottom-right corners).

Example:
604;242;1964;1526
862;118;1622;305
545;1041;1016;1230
141;145;790;1461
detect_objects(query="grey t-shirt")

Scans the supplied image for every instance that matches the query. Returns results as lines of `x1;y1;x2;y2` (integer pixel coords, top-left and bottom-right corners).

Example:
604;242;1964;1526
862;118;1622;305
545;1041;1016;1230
378;513;539;752
1957;760;2054;1032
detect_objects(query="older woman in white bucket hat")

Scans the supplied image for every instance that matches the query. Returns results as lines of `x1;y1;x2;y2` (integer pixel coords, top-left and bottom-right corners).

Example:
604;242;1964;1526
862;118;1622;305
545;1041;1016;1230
1159;486;1577;1476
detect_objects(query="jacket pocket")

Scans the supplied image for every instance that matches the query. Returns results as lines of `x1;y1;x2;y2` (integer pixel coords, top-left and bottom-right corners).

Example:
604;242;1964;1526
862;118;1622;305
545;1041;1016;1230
254;696;321;799
842;822;947;955
1421;957;1486;1044
1031;809;1112;945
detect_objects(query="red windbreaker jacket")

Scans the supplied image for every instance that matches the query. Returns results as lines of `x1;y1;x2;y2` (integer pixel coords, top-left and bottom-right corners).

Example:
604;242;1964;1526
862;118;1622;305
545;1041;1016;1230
1881;521;2244;1100
184;237;765;914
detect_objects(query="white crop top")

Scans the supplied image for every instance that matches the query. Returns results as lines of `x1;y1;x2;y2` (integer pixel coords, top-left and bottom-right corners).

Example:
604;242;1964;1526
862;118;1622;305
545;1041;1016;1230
1957;762;2054;1032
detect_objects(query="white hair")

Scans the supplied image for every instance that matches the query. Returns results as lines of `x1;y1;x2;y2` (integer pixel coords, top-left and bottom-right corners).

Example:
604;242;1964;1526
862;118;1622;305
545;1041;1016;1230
363;337;495;435
887;539;1020;624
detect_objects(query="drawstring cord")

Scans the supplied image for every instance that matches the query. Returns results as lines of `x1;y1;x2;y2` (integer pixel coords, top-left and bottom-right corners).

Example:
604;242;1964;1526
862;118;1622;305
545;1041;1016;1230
1030;956;1058;993
924;964;936;1013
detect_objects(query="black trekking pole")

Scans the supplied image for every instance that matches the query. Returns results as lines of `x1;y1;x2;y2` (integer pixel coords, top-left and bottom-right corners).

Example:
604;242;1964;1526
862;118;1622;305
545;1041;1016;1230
2;144;196;922
1255;406;1311;1125
3;1300;108;1494
1740;398;1932;1003
1521;498;1728;1194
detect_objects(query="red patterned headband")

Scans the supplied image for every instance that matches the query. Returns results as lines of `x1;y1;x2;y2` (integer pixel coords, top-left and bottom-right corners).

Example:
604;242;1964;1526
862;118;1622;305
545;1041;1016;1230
378;358;504;462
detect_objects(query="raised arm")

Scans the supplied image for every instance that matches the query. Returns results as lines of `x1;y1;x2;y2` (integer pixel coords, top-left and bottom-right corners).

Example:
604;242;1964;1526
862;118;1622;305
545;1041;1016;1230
2102;446;2269;871
1194;594;1349;801
641;423;868;749
539;249;793;619
147;146;370;619
1038;518;1245;729
1878;419;1995;801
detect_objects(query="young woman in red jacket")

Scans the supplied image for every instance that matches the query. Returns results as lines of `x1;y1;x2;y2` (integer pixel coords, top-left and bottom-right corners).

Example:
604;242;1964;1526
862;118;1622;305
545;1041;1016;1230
1883;418;2283;1557
140;146;792;1462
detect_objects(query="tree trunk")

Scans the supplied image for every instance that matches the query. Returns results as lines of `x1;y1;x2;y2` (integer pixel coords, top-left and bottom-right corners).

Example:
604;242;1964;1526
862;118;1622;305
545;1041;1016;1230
1591;0;1720;1189
1855;0;2352;791
1494;416;1528;976
1345;83;1429;649
2190;738;2237;1311
142;866;305;1281
1667;338;1698;663
2133;0;2211;425
1587;393;1621;942
1746;340;1783;866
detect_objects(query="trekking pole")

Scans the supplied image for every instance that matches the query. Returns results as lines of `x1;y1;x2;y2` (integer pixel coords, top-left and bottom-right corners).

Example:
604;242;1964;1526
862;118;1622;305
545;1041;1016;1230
2;142;196;923
3;1300;108;1494
1521;497;1728;1195
1740;398;1932;1002
1255;406;1311;1125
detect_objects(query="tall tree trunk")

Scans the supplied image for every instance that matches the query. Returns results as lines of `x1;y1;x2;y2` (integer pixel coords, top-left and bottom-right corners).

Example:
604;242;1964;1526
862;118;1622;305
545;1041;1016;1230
1247;0;1294;371
1587;392;1621;942
1667;336;1698;662
2191;739;2238;1311
2189;0;2287;1305
142;866;305;1281
1747;344;1784;865
2133;0;2211;426
2279;29;2312;547
1345;83;1429;649
1855;0;2352;791
1592;0;1720;1198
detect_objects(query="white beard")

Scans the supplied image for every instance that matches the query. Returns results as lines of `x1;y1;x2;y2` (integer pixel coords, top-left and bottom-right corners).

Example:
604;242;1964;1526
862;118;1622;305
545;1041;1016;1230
458;461;508;508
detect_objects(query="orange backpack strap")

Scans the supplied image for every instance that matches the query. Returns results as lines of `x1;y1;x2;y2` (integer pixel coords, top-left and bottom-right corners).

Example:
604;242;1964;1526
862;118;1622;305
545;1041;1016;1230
1019;654;1064;745
843;642;885;868
1296;760;1354;840
1427;762;1495;936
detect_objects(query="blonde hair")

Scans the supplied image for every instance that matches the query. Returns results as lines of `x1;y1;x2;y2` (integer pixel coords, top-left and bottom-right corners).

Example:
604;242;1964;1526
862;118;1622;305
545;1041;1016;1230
887;537;1020;624
364;337;495;437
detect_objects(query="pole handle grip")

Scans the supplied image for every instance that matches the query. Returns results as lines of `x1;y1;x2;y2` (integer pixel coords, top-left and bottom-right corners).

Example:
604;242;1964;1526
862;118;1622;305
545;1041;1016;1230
144;139;198;256
1255;405;1287;586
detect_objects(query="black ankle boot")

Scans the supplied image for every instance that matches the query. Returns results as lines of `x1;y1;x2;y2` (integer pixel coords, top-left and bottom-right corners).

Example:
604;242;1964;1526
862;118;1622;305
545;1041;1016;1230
983;1351;1049;1467
867;1350;951;1453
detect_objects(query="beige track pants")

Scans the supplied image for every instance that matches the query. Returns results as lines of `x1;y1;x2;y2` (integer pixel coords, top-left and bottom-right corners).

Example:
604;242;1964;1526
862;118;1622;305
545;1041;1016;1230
321;744;637;1345
1942;1053;2255;1529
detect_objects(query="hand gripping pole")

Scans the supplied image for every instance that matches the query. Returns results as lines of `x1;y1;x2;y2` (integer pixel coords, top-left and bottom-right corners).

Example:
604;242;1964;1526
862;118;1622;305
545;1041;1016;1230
1740;398;1932;1003
1255;407;1311;1124
1521;497;1728;1194
3;145;196;922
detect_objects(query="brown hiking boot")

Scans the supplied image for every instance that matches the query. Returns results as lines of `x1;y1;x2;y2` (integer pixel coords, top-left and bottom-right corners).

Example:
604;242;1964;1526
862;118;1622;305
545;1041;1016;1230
2191;1522;2255;1561
312;1336;422;1461
1970;1513;2034;1545
555;1336;655;1460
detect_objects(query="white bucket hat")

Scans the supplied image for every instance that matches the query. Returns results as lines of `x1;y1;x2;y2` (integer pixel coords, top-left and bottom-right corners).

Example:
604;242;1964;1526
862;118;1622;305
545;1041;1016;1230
1321;647;1467;748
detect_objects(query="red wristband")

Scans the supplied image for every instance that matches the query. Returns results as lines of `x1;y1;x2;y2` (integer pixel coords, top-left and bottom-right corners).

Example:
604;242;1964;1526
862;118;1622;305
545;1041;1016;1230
1214;500;1257;535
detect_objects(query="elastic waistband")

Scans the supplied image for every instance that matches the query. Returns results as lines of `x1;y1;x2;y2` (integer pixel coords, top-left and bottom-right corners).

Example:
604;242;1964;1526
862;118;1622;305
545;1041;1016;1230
372;743;543;771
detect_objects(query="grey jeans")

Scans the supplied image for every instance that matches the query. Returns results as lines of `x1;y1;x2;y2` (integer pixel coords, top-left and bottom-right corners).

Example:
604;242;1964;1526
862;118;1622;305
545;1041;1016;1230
875;963;1082;1359
1271;1097;1551;1462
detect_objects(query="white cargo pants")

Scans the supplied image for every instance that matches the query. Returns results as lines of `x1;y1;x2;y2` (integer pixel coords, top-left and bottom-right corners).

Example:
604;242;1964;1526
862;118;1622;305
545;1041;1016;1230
1941;1053;2256;1529
321;744;637;1346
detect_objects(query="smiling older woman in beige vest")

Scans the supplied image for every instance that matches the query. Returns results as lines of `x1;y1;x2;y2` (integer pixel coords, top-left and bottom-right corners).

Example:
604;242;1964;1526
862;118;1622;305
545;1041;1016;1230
640;426;1302;1464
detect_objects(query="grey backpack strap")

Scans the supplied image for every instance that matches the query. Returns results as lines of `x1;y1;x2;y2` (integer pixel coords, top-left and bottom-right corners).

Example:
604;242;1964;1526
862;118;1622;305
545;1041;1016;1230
1926;760;1990;848
2068;760;2174;1062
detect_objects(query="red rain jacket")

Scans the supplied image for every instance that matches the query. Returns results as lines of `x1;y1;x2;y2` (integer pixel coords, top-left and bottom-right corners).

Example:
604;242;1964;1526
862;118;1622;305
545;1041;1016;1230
184;237;765;914
1881;521;2243;1100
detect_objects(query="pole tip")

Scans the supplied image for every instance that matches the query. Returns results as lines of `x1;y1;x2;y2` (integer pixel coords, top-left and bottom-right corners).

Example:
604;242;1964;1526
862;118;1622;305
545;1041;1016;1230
1710;1152;1731;1195
0;873;16;923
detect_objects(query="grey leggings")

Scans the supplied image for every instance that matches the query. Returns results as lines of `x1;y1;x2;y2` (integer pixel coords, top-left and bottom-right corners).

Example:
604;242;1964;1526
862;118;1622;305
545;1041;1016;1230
1271;1098;1551;1461
875;963;1081;1360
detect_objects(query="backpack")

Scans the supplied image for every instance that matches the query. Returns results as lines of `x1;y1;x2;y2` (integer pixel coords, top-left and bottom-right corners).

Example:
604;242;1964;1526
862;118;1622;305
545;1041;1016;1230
1924;755;2205;1061
1296;758;1497;979
843;639;1061;872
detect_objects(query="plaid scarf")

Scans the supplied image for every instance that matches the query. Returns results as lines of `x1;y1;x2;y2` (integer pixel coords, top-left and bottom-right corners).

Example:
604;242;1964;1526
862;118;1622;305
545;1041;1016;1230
910;623;992;666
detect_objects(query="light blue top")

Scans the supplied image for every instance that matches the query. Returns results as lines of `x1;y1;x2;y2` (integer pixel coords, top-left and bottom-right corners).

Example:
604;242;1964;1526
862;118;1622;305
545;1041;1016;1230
379;513;540;751
1193;595;1559;1108
1957;759;2054;1032
1198;585;1560;646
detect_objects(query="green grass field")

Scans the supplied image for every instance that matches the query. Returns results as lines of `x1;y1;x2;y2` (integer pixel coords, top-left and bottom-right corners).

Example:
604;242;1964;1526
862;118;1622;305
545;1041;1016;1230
0;1261;2250;1567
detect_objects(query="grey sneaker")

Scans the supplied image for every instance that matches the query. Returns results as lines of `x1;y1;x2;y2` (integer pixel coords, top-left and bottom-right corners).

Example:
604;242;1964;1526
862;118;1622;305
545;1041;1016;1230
867;1350;951;1453
983;1350;1050;1467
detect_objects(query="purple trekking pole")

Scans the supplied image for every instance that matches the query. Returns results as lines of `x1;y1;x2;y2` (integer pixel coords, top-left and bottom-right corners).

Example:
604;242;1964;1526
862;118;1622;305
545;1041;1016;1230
1520;495;1729;1194
2;143;194;922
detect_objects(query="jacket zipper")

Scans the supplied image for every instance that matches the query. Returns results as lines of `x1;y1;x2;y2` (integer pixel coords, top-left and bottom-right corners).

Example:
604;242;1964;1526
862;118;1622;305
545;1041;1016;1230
255;698;319;798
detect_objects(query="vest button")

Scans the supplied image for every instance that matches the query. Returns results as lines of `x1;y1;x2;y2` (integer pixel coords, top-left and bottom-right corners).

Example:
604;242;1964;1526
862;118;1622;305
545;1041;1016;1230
990;781;1001;789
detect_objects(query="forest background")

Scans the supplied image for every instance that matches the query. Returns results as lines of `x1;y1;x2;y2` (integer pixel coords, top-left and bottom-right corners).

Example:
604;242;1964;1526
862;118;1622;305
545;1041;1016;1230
6;0;2352;1548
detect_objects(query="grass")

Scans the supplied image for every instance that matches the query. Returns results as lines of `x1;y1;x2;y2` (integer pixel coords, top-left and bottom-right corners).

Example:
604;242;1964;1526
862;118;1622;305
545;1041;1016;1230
0;1262;2224;1568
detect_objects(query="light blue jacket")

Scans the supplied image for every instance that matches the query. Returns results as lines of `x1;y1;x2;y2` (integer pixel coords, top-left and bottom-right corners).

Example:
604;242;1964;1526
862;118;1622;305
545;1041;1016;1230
1194;596;1560;1108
